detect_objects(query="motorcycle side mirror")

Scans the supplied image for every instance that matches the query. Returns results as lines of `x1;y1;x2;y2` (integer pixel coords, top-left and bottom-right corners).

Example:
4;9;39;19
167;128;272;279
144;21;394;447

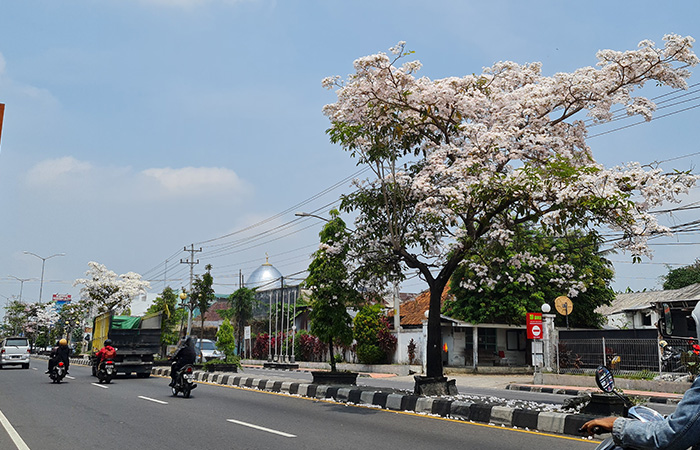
595;365;616;393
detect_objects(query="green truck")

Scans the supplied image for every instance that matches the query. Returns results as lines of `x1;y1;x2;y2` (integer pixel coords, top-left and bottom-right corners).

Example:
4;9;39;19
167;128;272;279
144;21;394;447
91;311;162;378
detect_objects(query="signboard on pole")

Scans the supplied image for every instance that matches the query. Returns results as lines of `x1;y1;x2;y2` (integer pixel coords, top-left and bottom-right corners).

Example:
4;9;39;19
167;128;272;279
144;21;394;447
526;312;543;340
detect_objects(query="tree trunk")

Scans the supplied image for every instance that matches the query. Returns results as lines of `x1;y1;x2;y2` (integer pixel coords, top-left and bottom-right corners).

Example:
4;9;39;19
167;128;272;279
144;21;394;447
328;341;336;372
425;283;445;378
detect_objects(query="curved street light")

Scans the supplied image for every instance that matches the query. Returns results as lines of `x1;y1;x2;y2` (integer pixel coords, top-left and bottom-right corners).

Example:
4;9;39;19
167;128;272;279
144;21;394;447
23;252;65;304
294;211;331;222
8;275;36;302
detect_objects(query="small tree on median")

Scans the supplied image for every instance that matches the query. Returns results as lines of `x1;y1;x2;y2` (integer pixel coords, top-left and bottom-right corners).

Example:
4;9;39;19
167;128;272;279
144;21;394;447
304;209;361;372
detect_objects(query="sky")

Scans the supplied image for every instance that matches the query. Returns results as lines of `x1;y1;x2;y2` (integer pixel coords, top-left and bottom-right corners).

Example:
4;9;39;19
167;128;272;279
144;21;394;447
1;0;700;315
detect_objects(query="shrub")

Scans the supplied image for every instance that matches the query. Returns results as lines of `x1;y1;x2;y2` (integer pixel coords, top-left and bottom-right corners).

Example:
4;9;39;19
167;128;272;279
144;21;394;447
353;304;396;364
407;339;417;364
356;343;385;364
252;332;270;359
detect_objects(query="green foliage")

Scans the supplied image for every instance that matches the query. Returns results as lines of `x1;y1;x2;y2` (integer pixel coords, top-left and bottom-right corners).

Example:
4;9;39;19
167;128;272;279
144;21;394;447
304;209;361;372
227;287;257;355
682;351;700;377
191;264;216;338
353;304;395;364
147;286;185;354
216;318;238;363
663;259;700;290
444;228;614;327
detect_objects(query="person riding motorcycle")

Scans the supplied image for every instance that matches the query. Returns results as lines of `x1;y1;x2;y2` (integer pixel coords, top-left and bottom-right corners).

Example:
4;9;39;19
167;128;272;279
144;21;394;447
581;374;700;449
169;337;196;387
46;338;71;374
94;339;116;372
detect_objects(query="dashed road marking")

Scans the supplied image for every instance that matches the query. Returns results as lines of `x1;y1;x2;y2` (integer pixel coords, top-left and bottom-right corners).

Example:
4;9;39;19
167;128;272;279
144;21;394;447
138;396;168;405
226;419;296;438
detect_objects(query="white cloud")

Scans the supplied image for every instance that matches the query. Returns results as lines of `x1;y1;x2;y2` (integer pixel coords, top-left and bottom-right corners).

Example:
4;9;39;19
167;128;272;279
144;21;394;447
24;157;251;202
0;52;6;75
25;156;93;186
142;166;249;196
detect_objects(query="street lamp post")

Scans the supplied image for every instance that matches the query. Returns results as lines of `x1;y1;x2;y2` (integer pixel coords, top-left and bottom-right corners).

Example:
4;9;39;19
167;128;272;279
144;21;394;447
8;275;36;302
23;252;65;304
294;212;330;222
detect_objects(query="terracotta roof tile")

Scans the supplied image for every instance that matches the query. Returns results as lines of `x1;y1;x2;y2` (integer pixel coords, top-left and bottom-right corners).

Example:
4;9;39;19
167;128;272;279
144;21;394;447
389;285;452;326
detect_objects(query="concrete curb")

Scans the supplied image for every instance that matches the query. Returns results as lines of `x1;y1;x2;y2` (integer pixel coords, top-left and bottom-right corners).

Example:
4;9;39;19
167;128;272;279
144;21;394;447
507;383;682;406
151;366;596;439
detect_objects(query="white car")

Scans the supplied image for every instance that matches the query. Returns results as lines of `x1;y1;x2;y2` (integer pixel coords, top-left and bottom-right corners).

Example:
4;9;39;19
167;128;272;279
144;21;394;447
195;339;224;362
0;337;31;369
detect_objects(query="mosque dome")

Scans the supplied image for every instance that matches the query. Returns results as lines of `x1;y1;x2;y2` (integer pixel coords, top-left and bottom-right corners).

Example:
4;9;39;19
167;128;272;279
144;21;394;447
246;257;283;291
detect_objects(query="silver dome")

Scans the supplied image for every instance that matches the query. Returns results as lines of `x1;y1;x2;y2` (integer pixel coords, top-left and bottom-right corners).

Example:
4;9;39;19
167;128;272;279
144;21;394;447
246;260;283;291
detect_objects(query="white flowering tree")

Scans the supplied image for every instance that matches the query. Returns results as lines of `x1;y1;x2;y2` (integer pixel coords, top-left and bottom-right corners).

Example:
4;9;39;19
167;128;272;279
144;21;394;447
74;261;150;315
323;36;699;383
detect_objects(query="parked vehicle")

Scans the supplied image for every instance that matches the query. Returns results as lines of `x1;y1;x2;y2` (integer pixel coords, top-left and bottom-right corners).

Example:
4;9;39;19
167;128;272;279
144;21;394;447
90;312;162;378
584;365;665;450
195;339;223;363
0;336;30;369
49;361;67;383
96;360;115;384
171;364;197;398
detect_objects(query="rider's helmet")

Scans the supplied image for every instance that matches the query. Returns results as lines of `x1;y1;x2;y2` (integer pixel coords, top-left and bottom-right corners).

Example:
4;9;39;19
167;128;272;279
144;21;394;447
104;339;113;347
659;340;668;349
59;338;68;346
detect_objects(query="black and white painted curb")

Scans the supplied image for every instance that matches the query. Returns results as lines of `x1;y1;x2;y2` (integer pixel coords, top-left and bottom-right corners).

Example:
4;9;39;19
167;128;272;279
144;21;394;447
507;383;682;406
152;366;597;439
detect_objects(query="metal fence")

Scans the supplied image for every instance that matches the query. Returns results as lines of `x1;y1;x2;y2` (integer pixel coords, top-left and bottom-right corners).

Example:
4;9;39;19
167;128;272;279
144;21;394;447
557;337;699;376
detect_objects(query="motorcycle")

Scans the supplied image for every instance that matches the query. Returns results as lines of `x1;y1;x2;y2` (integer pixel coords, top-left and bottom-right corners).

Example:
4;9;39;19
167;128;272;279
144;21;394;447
49;361;67;383
171;364;197;398
660;340;684;372
96;360;115;384
586;365;665;450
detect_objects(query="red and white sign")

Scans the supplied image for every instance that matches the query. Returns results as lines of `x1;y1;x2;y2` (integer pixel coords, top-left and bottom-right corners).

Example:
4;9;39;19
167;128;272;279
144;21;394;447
526;312;543;340
52;294;72;303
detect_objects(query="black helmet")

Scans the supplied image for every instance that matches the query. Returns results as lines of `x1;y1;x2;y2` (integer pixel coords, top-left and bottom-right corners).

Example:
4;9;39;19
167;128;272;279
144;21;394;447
104;339;113;347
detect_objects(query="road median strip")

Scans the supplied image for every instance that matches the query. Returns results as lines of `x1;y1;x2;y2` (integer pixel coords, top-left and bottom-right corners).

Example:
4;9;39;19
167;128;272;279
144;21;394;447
151;366;595;440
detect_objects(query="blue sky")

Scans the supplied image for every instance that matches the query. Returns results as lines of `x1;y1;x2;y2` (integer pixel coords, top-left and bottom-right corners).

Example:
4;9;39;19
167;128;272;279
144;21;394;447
1;0;699;312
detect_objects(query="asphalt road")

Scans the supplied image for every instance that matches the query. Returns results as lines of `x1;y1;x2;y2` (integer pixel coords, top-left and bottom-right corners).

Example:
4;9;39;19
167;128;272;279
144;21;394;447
0;359;599;450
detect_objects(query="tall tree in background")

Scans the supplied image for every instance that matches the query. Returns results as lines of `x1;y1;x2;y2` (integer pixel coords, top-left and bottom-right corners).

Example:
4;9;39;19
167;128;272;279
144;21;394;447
663;259;700;290
146;286;185;356
304;210;361;372
191;264;215;346
324;36;698;383
444;228;614;328
74;261;150;314
227;287;256;356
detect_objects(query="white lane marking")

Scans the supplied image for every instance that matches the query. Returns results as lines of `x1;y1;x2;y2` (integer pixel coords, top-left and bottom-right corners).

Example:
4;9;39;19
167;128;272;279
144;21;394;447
91;383;109;389
0;409;31;450
65;376;75;380
138;396;168;405
226;419;296;438
31;368;37;371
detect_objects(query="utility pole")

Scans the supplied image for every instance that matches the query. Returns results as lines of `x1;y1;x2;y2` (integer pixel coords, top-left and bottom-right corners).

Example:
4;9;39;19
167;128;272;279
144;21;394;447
180;244;201;337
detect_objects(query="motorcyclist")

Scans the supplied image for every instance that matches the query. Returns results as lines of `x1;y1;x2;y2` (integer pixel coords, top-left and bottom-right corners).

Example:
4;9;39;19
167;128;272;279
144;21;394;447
94;339;116;372
46;338;71;374
169;337;196;387
581;375;700;449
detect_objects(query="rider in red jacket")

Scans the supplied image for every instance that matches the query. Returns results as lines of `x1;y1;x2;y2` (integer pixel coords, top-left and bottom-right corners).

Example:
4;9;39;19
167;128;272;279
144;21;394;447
94;339;116;369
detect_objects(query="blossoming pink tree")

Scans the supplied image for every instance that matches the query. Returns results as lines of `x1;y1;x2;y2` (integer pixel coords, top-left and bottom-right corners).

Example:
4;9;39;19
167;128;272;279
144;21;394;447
74;261;150;315
323;36;699;386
